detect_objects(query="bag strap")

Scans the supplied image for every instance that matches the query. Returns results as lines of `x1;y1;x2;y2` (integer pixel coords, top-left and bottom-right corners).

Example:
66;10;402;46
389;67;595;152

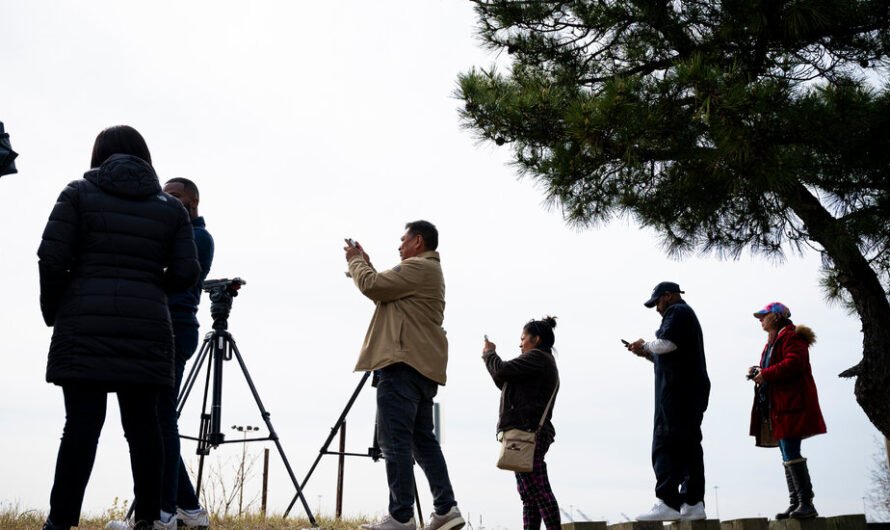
536;378;559;432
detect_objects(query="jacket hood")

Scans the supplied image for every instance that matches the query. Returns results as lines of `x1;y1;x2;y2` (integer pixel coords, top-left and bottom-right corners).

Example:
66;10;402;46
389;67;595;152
794;324;816;346
84;154;161;198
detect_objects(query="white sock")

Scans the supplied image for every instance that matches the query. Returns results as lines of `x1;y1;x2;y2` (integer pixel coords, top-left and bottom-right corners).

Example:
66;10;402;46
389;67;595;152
160;510;174;523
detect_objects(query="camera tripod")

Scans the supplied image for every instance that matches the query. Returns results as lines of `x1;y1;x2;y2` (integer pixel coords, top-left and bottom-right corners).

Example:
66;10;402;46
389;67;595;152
176;278;317;527
283;371;425;526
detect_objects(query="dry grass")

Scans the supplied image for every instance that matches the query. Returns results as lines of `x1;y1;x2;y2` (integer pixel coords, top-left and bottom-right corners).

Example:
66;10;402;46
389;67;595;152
0;503;367;530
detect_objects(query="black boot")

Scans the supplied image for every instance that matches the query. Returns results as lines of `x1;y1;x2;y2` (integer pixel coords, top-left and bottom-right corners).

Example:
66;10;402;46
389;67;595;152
775;464;798;519
787;458;818;519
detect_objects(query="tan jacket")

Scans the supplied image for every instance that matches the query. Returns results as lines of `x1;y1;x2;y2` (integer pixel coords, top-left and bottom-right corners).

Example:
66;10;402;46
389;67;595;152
348;250;448;385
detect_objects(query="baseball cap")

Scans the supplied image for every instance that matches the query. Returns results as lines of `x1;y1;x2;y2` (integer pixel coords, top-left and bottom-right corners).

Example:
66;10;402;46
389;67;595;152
644;281;684;308
753;302;791;319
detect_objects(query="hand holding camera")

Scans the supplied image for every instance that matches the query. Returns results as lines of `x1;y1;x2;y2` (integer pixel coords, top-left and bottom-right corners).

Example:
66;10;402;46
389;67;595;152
482;334;496;356
746;366;761;381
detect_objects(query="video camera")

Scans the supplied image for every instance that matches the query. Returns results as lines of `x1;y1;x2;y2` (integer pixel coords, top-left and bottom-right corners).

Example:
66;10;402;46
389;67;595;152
203;277;246;329
203;277;246;295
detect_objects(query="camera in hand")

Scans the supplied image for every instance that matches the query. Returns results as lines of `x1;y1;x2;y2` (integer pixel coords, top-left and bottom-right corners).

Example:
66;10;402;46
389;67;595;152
746;367;760;380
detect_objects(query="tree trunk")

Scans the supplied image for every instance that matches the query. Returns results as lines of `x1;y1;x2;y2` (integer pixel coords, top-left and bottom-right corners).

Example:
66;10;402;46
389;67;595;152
783;182;890;438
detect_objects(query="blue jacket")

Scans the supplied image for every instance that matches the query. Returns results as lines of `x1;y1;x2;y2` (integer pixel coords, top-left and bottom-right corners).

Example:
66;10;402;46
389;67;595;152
653;301;710;431
168;216;214;328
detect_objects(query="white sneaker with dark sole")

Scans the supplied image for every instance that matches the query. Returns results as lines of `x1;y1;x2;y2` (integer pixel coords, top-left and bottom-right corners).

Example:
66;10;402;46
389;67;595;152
637;499;681;521
361;515;417;530
680;501;706;521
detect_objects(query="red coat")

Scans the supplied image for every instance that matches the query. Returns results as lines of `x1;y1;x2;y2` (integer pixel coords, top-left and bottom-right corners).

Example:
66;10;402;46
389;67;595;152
750;324;827;445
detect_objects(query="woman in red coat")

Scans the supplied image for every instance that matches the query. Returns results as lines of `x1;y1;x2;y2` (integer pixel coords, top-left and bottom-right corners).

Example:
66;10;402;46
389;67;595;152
748;302;826;520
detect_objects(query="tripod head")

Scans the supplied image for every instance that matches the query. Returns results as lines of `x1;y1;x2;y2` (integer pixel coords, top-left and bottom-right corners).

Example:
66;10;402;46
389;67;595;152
203;277;246;330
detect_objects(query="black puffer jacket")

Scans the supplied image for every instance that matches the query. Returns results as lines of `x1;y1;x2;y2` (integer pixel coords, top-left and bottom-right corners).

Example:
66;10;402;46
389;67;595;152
483;348;559;442
38;154;200;387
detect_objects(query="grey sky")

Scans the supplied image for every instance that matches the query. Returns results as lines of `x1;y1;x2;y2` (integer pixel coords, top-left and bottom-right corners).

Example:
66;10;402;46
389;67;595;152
0;2;880;528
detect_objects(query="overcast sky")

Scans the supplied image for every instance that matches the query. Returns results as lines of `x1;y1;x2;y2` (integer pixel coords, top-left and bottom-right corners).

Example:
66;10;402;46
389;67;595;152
0;2;883;528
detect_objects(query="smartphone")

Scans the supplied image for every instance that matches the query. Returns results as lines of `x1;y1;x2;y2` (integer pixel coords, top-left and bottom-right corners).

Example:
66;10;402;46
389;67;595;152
345;238;356;248
621;339;630;346
484;334;489;342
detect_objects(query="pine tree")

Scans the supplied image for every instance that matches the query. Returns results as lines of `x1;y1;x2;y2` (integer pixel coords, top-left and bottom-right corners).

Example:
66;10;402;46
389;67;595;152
458;0;890;436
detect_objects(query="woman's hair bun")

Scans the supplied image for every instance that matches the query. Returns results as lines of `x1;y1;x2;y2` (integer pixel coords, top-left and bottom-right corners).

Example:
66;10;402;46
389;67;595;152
542;315;557;329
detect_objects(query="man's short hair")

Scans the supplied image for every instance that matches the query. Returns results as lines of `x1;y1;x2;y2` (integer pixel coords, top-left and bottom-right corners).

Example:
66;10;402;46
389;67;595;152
166;177;200;199
405;220;438;251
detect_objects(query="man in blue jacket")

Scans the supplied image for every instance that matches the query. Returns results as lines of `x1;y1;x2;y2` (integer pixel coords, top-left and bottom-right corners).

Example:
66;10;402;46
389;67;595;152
628;282;710;522
160;177;215;527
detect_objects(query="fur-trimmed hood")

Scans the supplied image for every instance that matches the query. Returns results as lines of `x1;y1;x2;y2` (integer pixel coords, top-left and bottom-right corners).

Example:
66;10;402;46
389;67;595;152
792;324;816;346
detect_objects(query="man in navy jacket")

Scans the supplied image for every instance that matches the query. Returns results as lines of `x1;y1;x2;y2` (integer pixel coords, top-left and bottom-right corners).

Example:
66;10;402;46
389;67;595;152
628;282;710;522
159;177;214;527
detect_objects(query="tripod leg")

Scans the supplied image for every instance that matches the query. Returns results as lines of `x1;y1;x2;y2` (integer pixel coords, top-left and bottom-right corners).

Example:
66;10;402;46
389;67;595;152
123;334;214;522
227;337;318;527
177;335;211;413
285;371;372;517
415;481;424;527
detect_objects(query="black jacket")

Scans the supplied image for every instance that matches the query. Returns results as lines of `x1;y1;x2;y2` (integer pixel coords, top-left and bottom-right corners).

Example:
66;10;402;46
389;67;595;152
483;348;559;442
38;154;200;387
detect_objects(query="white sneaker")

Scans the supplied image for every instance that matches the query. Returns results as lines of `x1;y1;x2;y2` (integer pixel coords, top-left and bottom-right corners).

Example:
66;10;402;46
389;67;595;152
176;507;210;528
104;521;132;530
152;518;177;530
361;514;417;530
680;501;706;521
636;499;681;521
422;506;465;530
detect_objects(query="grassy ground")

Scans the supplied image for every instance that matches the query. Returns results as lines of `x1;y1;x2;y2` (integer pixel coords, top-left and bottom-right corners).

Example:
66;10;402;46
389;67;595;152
0;504;366;530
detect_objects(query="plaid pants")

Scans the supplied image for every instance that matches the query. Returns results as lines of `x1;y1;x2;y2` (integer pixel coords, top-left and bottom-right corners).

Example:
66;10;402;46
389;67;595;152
515;436;560;530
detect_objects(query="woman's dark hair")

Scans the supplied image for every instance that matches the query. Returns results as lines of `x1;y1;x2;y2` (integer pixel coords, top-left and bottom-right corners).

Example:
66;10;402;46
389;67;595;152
90;125;152;168
524;315;558;352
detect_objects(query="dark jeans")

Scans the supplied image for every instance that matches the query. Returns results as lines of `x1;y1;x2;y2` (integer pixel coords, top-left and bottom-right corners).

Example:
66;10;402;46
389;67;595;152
778;437;802;462
49;384;162;526
376;363;457;523
652;414;705;510
158;324;202;513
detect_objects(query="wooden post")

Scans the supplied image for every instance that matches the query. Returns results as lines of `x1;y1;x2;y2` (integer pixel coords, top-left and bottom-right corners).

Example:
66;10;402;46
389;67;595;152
669;520;720;530
769;517;828;530
721;518;769;530
825;514;866;530
336;421;346;519
885;436;890;472
261;448;269;518
562;522;607;530
608;521;665;530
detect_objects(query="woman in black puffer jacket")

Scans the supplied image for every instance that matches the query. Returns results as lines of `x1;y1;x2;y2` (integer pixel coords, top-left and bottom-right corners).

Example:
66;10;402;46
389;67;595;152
482;316;561;530
38;125;200;530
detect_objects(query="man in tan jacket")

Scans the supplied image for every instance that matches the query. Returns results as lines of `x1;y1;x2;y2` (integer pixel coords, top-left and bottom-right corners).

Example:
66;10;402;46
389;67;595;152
345;221;464;530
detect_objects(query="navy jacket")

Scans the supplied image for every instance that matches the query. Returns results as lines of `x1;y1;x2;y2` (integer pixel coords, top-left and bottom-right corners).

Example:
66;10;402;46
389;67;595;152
653;301;710;432
168;216;214;327
38;154;200;387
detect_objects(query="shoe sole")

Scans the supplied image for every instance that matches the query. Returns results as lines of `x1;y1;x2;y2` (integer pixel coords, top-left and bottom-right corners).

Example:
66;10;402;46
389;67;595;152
434;519;465;530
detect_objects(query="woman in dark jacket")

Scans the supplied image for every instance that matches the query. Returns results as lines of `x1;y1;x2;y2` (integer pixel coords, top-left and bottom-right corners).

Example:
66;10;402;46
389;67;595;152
482;316;560;530
747;302;826;521
38;125;200;530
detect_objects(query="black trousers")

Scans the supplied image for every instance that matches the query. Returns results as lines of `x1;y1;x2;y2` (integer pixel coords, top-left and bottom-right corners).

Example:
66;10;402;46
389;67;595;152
651;414;705;510
48;384;163;526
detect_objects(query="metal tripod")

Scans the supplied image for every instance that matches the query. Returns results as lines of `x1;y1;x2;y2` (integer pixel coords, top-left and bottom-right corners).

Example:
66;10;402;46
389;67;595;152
283;371;424;525
178;278;317;527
